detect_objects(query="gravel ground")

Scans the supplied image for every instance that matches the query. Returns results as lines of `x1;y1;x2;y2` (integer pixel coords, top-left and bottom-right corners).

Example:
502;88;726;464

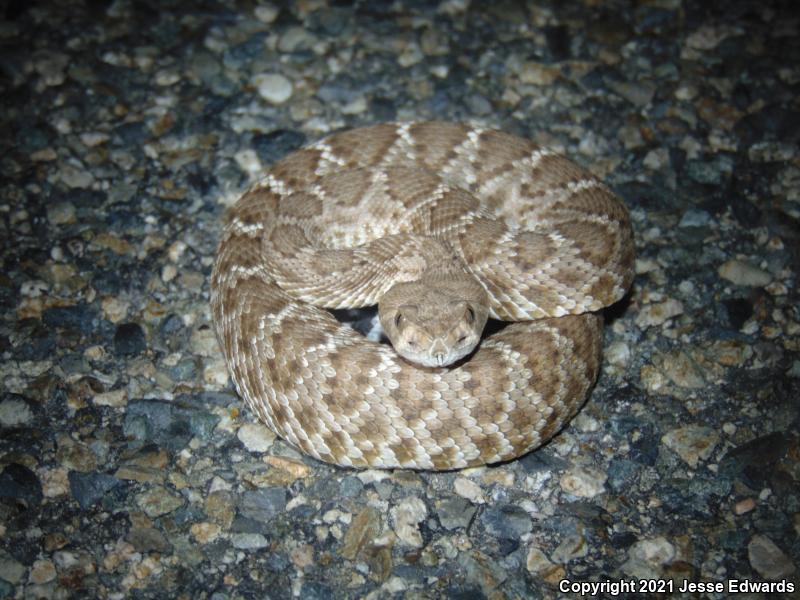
1;1;798;599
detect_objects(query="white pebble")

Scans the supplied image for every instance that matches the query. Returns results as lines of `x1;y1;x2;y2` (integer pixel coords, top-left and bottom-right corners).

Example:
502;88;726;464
718;259;771;287
253;73;293;104
453;477;485;504
390;496;427;548
237;422;276;453
559;467;606;498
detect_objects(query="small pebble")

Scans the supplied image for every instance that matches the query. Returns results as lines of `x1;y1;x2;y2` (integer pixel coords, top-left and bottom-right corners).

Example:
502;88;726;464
92;389;128;408
0;551;26;584
747;534;796;580
734;497;756;515
47;201;77;226
718;259;772;287
636;298;684;328
453;477;485;504
252;73;293;104
390;496;427;548
29;559;57;584
237;422;277;453
190;522;222;544
560;467;607;498
0;396;34;427
136;485;184;518
661;425;720;468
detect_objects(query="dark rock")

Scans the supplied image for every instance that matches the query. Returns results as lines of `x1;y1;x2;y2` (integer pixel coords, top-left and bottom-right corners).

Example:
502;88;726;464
368;97;397;122
42;305;96;332
225;32;270;67
113;121;148;145
437;496;477;531
0;463;43;508
63;188;107;209
685;156;733;185
518;449;569;473
607;458;641;491
735;105;800;144
660;475;732;518
239;488;287;523
723;297;754;330
124;398;220;450
544;25;571;61
339;475;364;497
316;77;363;105
168;357;198;381
127;527;173;553
479;505;532;540
251;129;306;166
297;581;334;600
11;318;55;360
114;322;146;356
719;432;790;486
159;313;188;352
68;471;121;509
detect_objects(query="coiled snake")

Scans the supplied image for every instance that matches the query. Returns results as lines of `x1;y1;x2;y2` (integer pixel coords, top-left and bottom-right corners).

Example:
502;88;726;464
211;122;634;470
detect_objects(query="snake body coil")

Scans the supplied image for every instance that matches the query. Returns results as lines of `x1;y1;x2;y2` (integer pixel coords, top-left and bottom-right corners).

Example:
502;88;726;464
211;122;634;470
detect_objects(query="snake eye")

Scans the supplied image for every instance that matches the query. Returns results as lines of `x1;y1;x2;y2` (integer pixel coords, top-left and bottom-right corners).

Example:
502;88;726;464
457;335;468;344
465;306;475;324
395;313;403;327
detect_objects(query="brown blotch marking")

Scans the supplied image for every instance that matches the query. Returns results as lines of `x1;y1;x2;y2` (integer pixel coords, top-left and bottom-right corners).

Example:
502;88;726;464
316;169;377;209
291;398;323;441
550;187;629;222
474;130;535;177
383;167;442;212
528;154;586;193
510;326;563;403
408;122;472;171
553;220;617;267
472;432;503;462
320;429;351;463
279;191;323;219
236;278;288;323
587;272;622;305
230;187;280;221
327;123;401;167
353;444;381;468
269;223;311;254
390;365;443;417
306;248;358;279
270;148;325;188
324;343;382;418
560;315;602;374
217;235;265;273
458;217;506;264
461;346;510;402
388;437;419;466
279;317;330;353
510;231;558;272
429;188;481;231
430;445;460;470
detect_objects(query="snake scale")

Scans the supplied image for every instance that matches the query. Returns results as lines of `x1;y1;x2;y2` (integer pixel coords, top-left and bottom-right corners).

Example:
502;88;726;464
211;122;634;470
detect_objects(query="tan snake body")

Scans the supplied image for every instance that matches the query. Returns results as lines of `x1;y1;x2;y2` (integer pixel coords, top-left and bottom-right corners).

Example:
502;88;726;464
211;122;634;470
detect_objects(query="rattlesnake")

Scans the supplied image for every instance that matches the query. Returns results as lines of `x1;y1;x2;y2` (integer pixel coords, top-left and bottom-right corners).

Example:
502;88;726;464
210;122;634;470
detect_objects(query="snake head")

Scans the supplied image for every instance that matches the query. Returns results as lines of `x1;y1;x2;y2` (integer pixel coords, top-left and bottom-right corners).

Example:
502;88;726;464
379;280;489;368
